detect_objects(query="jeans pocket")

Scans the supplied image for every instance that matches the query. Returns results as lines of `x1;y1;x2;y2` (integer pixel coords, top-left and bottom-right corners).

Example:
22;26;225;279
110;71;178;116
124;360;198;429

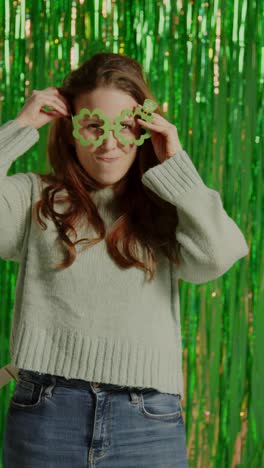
139;390;183;422
10;377;47;409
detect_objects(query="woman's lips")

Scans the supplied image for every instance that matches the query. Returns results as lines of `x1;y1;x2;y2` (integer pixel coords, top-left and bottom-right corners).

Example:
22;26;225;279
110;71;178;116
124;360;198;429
95;156;121;163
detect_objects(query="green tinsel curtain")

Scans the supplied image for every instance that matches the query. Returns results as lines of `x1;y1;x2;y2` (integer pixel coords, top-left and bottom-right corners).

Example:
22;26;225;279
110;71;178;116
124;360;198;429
0;0;262;467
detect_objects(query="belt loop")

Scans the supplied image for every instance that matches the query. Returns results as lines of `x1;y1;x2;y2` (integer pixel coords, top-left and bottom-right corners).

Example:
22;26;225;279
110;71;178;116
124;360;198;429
43;375;57;398
89;382;99;394
128;388;140;404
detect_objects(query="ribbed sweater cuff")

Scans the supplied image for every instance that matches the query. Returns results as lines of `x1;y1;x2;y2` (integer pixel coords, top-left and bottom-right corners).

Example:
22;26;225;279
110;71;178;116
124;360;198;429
141;149;207;205
0;120;40;166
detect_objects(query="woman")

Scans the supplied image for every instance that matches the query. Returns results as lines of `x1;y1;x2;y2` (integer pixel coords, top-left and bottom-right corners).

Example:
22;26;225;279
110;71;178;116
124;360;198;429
1;52;249;467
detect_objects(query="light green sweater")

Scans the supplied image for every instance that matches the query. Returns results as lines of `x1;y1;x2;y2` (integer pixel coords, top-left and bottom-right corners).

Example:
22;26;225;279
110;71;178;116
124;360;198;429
0;119;249;397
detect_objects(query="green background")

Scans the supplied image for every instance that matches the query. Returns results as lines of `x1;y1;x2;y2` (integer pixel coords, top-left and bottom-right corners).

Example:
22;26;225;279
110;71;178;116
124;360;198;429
0;0;262;466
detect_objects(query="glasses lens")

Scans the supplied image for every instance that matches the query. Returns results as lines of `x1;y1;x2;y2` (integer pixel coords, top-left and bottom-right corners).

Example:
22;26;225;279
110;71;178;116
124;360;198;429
78;114;105;144
117;112;143;144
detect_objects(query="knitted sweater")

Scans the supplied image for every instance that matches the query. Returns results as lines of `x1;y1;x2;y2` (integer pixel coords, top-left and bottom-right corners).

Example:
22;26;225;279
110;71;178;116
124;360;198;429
0;119;249;397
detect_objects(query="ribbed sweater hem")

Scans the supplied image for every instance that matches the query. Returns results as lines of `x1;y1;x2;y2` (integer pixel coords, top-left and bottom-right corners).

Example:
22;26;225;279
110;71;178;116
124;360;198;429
10;320;184;397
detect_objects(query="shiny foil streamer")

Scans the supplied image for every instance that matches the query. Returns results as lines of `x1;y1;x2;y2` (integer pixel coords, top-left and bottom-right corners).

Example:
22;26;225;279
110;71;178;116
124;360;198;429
0;1;262;467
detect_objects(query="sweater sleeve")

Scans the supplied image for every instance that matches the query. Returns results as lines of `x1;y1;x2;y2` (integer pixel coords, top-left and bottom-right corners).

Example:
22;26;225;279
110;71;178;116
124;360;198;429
0;120;40;263
141;149;250;284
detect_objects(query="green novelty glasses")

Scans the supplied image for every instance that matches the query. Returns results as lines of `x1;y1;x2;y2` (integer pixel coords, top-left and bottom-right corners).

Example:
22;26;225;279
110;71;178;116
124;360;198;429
71;98;158;147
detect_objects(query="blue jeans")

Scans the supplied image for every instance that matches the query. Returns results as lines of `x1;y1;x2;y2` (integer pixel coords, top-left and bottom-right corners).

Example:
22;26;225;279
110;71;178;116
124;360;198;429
2;369;188;467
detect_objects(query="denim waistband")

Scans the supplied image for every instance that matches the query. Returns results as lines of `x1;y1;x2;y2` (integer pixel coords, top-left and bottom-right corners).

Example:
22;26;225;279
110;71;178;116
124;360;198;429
18;369;155;393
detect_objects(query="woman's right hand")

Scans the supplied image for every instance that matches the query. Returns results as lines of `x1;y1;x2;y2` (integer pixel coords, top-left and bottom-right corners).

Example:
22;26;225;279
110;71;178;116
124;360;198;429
14;86;70;130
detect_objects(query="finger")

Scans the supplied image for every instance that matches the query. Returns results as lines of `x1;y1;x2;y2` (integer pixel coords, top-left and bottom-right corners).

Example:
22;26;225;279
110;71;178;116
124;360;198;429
137;119;171;135
53;96;70;114
137;118;167;128
50;97;69;115
40;97;69;116
44;87;70;112
40;109;63;118
138;114;175;129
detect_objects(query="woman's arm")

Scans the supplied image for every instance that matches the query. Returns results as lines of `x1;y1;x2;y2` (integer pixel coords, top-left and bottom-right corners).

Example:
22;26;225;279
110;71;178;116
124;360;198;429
0;119;40;262
141;149;249;284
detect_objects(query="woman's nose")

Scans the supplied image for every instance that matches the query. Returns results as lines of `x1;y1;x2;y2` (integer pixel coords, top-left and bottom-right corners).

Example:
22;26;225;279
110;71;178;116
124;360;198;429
102;129;118;148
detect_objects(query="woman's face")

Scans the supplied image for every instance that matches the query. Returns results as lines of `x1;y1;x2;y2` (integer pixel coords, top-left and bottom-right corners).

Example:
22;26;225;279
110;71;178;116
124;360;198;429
73;87;140;188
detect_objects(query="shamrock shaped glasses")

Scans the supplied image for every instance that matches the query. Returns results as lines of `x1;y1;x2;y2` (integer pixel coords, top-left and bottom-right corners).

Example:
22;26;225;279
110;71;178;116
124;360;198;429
71;98;158;147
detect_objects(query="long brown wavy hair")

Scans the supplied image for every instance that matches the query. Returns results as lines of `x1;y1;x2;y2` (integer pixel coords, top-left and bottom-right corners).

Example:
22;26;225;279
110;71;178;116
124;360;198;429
32;52;181;282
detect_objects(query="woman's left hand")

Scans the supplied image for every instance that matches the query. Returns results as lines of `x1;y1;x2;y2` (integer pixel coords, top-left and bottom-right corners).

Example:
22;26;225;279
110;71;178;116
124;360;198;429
137;107;183;164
